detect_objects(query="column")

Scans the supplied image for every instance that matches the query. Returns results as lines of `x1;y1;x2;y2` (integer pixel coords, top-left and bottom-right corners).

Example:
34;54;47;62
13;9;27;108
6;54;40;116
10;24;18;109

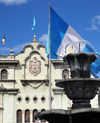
22;110;25;123
30;110;33;123
0;93;3;123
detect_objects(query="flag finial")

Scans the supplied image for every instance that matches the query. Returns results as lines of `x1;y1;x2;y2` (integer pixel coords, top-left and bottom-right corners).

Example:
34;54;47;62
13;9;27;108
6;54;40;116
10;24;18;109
33;34;37;42
10;48;14;55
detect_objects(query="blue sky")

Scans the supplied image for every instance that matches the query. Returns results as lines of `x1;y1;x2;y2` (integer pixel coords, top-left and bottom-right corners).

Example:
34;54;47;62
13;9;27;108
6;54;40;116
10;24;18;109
0;0;100;55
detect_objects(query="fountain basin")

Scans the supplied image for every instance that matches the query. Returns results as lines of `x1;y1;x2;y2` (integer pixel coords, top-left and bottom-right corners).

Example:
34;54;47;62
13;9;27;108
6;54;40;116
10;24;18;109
36;108;100;123
56;78;100;109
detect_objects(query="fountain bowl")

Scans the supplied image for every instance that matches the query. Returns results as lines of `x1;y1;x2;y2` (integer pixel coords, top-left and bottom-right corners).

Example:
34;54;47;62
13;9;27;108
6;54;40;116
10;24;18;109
56;78;100;109
36;108;100;123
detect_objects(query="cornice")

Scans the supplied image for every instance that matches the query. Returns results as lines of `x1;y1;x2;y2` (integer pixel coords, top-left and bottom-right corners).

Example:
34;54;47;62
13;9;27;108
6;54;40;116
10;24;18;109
53;88;64;94
0;80;16;82
0;88;19;94
0;60;19;66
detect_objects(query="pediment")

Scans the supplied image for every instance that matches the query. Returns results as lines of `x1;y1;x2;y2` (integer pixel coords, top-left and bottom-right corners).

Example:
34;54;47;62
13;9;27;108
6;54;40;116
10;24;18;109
15;42;48;65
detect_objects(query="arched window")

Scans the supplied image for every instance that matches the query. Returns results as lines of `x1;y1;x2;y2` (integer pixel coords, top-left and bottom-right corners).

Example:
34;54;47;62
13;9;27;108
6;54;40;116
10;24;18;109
25;109;30;123
17;110;22;123
62;69;69;79
33;109;38;123
41;109;46;123
1;69;8;80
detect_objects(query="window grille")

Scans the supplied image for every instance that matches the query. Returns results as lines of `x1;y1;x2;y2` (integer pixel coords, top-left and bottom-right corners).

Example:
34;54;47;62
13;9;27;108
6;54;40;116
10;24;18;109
25;109;30;123
17;110;22;123
62;69;69;79
33;109;38;123
1;69;8;80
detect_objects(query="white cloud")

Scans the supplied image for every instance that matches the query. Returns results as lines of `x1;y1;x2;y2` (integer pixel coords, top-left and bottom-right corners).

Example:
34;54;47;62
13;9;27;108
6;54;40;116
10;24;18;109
85;24;98;31
0;47;10;51
0;34;48;55
86;15;100;31
0;42;30;55
0;47;10;55
0;0;28;5
13;42;30;52
39;34;47;46
92;15;100;25
39;34;48;42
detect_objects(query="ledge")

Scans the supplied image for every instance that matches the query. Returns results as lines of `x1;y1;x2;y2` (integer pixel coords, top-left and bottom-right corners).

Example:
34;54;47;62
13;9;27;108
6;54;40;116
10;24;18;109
55;79;66;82
53;88;64;94
37;45;46;49
0;60;19;66
0;88;19;94
0;80;16;82
0;108;3;110
21;79;49;86
51;60;63;64
51;60;69;68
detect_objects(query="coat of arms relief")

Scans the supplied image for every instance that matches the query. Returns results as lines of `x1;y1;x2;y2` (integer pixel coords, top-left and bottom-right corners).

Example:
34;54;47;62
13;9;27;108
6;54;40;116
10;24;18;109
29;57;41;76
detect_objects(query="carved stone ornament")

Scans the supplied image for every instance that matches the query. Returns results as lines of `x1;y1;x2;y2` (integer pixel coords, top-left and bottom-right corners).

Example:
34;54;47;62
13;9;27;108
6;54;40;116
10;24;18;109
29;57;41;76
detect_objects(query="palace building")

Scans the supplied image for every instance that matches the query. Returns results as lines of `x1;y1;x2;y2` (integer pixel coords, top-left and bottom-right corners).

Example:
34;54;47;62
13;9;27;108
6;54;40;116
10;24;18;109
0;35;99;123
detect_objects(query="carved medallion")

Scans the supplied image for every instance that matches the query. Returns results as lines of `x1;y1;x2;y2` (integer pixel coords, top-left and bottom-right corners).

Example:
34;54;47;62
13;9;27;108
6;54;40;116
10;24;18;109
29;57;41;76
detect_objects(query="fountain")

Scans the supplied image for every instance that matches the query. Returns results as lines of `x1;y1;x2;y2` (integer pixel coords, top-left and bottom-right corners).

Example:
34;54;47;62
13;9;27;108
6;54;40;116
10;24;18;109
36;52;100;123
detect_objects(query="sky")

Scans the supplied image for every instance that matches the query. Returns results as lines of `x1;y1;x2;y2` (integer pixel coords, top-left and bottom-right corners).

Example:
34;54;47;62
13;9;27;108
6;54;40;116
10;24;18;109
0;0;100;55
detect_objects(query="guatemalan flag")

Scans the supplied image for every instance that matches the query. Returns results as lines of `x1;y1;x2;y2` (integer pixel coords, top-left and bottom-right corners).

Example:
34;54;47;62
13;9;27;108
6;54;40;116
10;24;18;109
2;35;5;45
32;16;36;31
47;6;100;78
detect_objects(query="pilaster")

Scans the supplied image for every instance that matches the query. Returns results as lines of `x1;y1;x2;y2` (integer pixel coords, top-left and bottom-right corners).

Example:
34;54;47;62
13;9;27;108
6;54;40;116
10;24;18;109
30;110;33;123
22;110;25;123
0;92;3;123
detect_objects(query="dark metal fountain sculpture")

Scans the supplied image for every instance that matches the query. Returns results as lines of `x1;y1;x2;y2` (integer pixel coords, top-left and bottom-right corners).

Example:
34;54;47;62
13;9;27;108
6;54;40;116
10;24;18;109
57;53;98;109
36;52;100;123
63;53;96;78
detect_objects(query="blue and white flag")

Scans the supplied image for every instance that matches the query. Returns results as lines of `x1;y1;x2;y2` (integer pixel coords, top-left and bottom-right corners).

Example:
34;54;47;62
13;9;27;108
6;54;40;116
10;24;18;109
47;7;100;78
83;44;100;78
47;7;85;59
32;16;36;31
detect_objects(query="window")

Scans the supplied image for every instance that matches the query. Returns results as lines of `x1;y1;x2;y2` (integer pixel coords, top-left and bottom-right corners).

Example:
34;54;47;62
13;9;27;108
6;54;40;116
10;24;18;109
17;96;22;103
33;109;38;123
1;69;8;80
25;97;30;103
41;109;46;123
17;110;22;123
33;96;38;103
62;69;69;79
25;109;30;123
41;96;46;103
51;97;53;102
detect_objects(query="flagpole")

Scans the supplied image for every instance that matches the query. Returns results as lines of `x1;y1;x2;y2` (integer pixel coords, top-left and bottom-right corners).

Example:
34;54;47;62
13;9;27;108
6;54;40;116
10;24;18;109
49;2;52;110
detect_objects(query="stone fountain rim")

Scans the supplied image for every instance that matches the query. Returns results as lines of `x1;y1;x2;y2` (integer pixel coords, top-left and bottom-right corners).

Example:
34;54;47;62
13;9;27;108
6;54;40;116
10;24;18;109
56;78;100;88
36;108;100;119
55;78;100;83
63;52;97;58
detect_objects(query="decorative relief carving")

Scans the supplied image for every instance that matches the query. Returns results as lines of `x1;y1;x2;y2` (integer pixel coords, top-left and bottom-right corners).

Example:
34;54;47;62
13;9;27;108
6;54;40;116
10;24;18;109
29;82;44;89
29;57;41;76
